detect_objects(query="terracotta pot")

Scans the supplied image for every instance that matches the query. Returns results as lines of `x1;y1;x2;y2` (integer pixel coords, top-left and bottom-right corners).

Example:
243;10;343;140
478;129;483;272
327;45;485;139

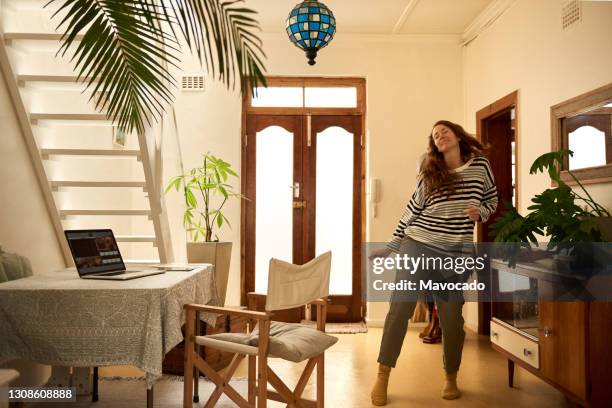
186;242;232;306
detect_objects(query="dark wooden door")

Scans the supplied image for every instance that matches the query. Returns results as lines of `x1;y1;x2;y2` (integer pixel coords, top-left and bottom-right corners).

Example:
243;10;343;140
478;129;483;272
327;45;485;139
480;110;514;241
243;114;363;322
476;91;518;335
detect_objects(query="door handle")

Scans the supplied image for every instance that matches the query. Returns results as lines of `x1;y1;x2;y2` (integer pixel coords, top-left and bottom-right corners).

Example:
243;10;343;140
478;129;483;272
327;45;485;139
293;200;307;209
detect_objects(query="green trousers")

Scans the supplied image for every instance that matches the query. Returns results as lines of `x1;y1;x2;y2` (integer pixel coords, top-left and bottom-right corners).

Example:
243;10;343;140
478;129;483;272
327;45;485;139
377;298;465;373
376;238;467;373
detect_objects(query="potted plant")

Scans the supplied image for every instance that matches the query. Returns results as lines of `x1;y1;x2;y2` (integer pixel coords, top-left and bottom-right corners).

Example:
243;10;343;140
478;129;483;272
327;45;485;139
491;150;611;267
165;153;243;305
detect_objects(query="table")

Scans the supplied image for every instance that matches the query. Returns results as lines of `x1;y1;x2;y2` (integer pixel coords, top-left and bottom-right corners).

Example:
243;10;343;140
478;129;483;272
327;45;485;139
0;264;218;406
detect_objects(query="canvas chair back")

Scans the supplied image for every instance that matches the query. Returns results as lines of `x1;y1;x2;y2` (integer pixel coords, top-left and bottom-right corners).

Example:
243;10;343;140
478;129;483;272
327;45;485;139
265;251;332;311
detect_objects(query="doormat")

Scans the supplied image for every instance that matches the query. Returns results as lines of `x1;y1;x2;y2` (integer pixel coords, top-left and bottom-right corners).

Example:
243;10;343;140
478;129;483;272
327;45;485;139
300;320;368;334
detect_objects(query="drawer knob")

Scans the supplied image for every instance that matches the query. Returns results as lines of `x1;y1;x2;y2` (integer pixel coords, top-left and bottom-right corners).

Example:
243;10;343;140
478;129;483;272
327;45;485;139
543;327;552;338
491;331;498;338
523;348;532;357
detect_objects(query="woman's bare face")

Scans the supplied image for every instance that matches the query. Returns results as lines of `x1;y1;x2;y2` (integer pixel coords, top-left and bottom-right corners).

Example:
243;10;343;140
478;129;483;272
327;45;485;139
432;124;459;153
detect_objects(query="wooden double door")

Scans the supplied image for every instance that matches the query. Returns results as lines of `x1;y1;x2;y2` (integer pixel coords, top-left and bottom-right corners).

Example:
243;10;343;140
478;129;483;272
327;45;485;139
242;114;363;322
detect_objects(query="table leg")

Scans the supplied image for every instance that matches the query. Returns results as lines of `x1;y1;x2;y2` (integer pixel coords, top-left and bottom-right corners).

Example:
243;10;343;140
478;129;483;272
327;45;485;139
147;385;154;408
508;359;515;388
193;313;200;403
92;366;99;402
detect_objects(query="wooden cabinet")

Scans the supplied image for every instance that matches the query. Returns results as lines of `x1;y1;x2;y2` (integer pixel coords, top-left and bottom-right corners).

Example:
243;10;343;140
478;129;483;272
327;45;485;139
490;259;612;407
539;302;587;400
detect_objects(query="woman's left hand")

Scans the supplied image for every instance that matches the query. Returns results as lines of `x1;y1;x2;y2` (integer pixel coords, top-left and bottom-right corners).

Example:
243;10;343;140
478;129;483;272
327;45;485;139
464;206;481;222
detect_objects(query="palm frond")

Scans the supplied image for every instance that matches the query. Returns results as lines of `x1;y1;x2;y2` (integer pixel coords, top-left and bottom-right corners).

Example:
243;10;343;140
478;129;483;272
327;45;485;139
46;0;267;134
163;0;267;92
47;0;179;134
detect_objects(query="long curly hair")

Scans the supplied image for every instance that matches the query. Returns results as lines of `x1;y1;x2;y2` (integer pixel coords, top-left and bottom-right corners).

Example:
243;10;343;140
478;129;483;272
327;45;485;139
420;120;488;198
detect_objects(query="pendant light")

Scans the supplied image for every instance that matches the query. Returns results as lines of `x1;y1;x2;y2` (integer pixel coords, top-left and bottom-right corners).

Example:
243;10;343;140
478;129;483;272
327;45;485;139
286;0;336;65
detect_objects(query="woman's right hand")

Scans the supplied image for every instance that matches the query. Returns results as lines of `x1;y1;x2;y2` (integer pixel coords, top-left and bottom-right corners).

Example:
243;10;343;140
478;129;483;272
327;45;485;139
368;247;392;261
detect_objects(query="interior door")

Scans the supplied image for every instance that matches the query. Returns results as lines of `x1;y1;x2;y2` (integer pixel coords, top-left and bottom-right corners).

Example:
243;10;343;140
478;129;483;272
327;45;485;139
243;115;304;322
243;114;363;322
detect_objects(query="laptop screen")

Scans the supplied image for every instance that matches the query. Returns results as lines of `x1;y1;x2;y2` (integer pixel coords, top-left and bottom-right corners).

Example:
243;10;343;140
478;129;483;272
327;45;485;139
65;229;125;275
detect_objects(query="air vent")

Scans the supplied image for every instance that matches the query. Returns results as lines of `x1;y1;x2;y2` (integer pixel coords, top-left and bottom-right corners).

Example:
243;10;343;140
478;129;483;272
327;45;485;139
561;0;582;30
181;75;205;91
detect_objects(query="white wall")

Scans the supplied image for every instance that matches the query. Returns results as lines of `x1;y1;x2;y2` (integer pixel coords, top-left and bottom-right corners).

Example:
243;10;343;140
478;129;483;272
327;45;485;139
461;0;612;330
169;33;465;316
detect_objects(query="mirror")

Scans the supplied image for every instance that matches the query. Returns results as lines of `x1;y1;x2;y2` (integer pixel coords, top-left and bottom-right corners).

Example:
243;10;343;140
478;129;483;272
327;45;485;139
551;82;612;185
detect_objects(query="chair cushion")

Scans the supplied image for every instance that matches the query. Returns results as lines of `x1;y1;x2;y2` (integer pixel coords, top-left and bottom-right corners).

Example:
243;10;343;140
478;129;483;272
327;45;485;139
206;321;338;363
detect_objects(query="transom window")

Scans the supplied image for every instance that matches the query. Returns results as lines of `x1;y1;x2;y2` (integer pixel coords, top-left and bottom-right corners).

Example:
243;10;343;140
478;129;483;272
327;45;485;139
246;77;365;114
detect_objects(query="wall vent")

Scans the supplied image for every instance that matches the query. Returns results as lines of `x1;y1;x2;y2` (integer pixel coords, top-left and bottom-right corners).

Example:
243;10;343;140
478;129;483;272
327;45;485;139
181;75;205;91
561;0;582;30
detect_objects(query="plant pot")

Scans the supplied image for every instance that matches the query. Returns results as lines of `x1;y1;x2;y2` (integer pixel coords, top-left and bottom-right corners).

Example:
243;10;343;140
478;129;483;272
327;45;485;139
186;242;232;306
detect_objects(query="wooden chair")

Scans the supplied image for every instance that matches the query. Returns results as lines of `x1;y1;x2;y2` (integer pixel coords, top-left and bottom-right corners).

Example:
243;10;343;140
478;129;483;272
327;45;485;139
183;251;335;408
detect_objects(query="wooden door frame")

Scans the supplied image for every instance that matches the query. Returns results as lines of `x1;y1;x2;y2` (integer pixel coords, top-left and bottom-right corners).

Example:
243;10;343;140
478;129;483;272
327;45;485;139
239;77;367;320
475;89;519;335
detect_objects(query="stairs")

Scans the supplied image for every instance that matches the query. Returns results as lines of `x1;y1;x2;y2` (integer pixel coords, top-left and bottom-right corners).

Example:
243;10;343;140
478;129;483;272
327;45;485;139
0;1;173;264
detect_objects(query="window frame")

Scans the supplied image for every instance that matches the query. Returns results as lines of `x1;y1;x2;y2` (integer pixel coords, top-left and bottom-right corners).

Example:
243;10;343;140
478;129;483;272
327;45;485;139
551;82;612;185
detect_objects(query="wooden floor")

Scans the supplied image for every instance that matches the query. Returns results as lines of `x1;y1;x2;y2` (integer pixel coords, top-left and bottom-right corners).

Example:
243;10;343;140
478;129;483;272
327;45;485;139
103;326;568;407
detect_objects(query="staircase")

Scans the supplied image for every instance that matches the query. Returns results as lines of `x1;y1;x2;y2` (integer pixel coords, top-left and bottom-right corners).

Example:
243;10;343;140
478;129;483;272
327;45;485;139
0;1;173;265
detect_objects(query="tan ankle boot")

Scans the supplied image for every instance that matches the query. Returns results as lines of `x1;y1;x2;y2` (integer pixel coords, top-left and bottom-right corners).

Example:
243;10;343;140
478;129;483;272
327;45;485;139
442;371;461;400
371;364;391;406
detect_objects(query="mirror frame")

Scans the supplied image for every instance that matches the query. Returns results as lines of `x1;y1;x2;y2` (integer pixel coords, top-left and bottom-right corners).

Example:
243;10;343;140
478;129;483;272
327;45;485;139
551;82;612;185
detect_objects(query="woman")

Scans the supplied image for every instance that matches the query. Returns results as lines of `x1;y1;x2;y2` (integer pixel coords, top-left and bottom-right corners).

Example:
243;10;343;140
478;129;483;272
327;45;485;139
370;120;498;405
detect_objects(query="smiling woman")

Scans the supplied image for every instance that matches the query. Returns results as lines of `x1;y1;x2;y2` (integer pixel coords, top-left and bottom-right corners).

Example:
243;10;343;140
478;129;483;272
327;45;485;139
370;119;498;406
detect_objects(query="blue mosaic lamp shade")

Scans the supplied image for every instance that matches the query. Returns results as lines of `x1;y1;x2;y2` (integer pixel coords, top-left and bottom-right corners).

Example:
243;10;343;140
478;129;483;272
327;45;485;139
286;0;336;65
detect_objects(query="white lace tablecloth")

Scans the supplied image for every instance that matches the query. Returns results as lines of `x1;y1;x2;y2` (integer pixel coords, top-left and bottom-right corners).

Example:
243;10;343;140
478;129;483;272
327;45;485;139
0;265;218;388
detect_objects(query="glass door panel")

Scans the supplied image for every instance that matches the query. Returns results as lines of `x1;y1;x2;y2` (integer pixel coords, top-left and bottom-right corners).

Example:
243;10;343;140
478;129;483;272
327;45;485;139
315;126;354;295
255;126;294;293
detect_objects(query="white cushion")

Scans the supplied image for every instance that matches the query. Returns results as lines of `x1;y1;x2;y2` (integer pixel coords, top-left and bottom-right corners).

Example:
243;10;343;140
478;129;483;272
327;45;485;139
205;321;338;362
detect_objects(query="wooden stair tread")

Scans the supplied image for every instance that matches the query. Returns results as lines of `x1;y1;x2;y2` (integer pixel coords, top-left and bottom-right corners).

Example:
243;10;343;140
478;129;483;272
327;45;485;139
41;148;140;157
50;181;146;188
59;209;151;216
31;113;109;122
115;235;157;243
4;32;84;41
17;75;96;85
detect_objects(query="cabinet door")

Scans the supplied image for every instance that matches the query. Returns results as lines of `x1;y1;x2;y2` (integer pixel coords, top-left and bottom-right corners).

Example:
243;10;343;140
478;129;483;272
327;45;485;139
539;302;587;400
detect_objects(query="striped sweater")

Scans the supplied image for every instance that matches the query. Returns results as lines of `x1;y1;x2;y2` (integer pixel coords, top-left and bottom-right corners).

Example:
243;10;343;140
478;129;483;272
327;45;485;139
388;156;498;252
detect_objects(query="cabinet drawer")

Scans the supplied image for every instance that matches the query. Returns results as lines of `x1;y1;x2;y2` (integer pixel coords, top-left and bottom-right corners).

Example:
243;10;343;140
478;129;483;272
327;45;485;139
490;320;539;369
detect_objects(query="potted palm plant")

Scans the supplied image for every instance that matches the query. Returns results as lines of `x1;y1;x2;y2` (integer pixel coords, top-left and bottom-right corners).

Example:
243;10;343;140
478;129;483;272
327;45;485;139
166;153;242;305
491;150;611;268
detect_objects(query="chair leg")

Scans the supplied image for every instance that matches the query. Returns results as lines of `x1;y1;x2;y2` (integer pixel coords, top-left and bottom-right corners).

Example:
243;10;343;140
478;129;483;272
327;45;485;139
317;354;324;408
193;315;201;403
183;309;195;408
257;355;267;408
248;355;256;405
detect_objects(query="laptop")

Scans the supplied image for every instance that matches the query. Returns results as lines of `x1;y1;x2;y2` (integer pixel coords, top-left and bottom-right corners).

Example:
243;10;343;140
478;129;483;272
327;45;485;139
64;229;165;280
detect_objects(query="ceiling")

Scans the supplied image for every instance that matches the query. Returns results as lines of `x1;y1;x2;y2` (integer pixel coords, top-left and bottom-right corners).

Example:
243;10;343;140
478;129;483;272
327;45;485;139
243;0;494;35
